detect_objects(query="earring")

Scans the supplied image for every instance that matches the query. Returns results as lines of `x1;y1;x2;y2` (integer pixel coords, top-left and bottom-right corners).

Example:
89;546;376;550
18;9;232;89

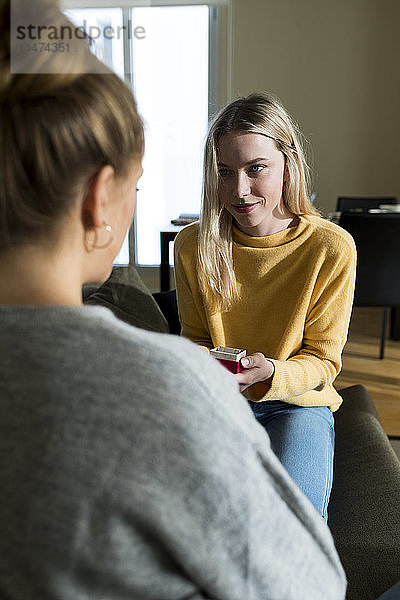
85;222;113;252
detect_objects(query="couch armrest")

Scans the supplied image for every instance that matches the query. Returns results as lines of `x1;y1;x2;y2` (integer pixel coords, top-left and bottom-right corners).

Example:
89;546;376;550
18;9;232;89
329;384;400;600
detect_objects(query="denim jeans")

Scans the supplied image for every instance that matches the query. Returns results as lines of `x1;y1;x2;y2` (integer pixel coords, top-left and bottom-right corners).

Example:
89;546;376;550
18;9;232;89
248;400;335;521
376;580;400;600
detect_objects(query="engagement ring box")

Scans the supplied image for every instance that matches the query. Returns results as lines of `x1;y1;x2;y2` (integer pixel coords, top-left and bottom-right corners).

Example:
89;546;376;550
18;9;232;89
210;346;246;374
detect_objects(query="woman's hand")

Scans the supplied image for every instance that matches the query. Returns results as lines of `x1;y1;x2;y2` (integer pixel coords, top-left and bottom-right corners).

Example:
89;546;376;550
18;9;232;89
234;352;275;393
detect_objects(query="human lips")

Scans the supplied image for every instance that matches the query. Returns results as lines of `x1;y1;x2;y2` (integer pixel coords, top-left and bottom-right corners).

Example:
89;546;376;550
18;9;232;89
232;202;259;214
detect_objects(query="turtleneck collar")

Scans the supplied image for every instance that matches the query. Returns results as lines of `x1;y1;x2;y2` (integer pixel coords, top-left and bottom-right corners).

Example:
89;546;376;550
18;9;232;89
232;215;310;248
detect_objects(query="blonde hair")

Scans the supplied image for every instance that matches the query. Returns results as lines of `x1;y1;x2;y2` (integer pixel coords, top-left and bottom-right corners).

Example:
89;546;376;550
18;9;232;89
0;0;144;250
198;91;319;311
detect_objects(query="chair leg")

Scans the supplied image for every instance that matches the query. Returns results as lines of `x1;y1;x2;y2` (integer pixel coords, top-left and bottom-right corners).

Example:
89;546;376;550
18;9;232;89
379;307;389;359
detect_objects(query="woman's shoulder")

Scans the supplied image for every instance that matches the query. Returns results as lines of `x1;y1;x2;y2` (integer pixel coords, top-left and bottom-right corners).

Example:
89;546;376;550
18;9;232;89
174;222;199;256
47;306;207;388
303;214;356;257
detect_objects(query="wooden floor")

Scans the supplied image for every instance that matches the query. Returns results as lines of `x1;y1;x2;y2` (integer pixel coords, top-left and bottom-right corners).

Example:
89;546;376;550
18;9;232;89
334;307;400;436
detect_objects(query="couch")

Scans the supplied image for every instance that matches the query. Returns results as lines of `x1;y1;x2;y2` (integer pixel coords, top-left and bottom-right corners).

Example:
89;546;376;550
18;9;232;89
329;384;400;600
84;266;400;600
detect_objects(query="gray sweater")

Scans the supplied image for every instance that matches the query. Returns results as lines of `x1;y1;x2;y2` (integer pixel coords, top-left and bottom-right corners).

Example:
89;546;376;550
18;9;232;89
0;305;346;599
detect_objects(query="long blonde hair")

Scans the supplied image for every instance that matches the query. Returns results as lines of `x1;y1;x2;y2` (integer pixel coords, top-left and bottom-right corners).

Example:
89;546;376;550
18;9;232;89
198;91;319;311
0;0;144;250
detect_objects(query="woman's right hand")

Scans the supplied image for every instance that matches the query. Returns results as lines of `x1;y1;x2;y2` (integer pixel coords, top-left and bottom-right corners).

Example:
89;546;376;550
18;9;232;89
234;352;275;393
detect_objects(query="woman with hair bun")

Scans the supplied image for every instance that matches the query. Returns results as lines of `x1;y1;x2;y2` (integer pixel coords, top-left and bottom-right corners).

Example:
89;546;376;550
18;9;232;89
0;2;347;598
174;92;356;521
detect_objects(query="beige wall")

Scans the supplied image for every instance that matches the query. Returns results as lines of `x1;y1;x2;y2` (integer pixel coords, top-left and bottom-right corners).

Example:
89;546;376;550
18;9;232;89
220;0;400;215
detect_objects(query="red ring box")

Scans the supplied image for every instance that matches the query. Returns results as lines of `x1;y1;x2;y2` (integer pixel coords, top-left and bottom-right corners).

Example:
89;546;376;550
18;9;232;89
210;346;247;374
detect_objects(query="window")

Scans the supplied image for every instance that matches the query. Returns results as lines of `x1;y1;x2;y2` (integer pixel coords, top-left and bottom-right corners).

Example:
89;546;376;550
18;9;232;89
63;3;216;267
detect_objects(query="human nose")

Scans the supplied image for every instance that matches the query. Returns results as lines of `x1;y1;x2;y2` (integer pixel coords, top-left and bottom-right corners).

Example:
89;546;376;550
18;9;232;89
235;171;251;199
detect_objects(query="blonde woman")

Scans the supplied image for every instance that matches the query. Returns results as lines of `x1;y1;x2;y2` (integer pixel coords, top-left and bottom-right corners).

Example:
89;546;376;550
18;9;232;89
0;3;347;597
174;92;356;521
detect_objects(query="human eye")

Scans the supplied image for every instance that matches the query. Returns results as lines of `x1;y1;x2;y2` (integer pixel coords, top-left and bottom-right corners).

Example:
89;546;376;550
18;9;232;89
248;164;265;174
218;167;232;178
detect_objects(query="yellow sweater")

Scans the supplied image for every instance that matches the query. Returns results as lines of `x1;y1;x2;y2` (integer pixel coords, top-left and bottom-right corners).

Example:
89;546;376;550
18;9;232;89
174;215;356;412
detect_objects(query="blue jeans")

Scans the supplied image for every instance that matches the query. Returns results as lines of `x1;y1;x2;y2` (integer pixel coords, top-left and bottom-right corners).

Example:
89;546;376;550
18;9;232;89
248;400;335;521
377;580;400;600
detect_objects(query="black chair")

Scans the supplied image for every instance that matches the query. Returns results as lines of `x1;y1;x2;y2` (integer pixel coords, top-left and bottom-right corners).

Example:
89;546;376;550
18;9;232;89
338;212;400;359
336;197;397;213
152;289;181;335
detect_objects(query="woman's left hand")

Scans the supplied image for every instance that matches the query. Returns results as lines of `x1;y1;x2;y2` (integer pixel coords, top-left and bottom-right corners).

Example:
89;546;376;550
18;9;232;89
234;352;275;393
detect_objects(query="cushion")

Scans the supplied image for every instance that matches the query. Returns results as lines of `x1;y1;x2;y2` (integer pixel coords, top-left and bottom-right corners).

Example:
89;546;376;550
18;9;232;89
84;266;169;334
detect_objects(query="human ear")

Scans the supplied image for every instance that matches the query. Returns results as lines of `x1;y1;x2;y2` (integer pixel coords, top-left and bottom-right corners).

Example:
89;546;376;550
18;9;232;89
81;165;115;230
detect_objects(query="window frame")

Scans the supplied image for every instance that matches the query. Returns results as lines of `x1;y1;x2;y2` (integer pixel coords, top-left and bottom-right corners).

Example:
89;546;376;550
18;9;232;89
61;0;231;285
62;1;228;7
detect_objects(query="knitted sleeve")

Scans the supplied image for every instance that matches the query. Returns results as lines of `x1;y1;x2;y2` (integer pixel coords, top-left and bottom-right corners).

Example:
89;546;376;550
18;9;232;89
248;237;356;404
